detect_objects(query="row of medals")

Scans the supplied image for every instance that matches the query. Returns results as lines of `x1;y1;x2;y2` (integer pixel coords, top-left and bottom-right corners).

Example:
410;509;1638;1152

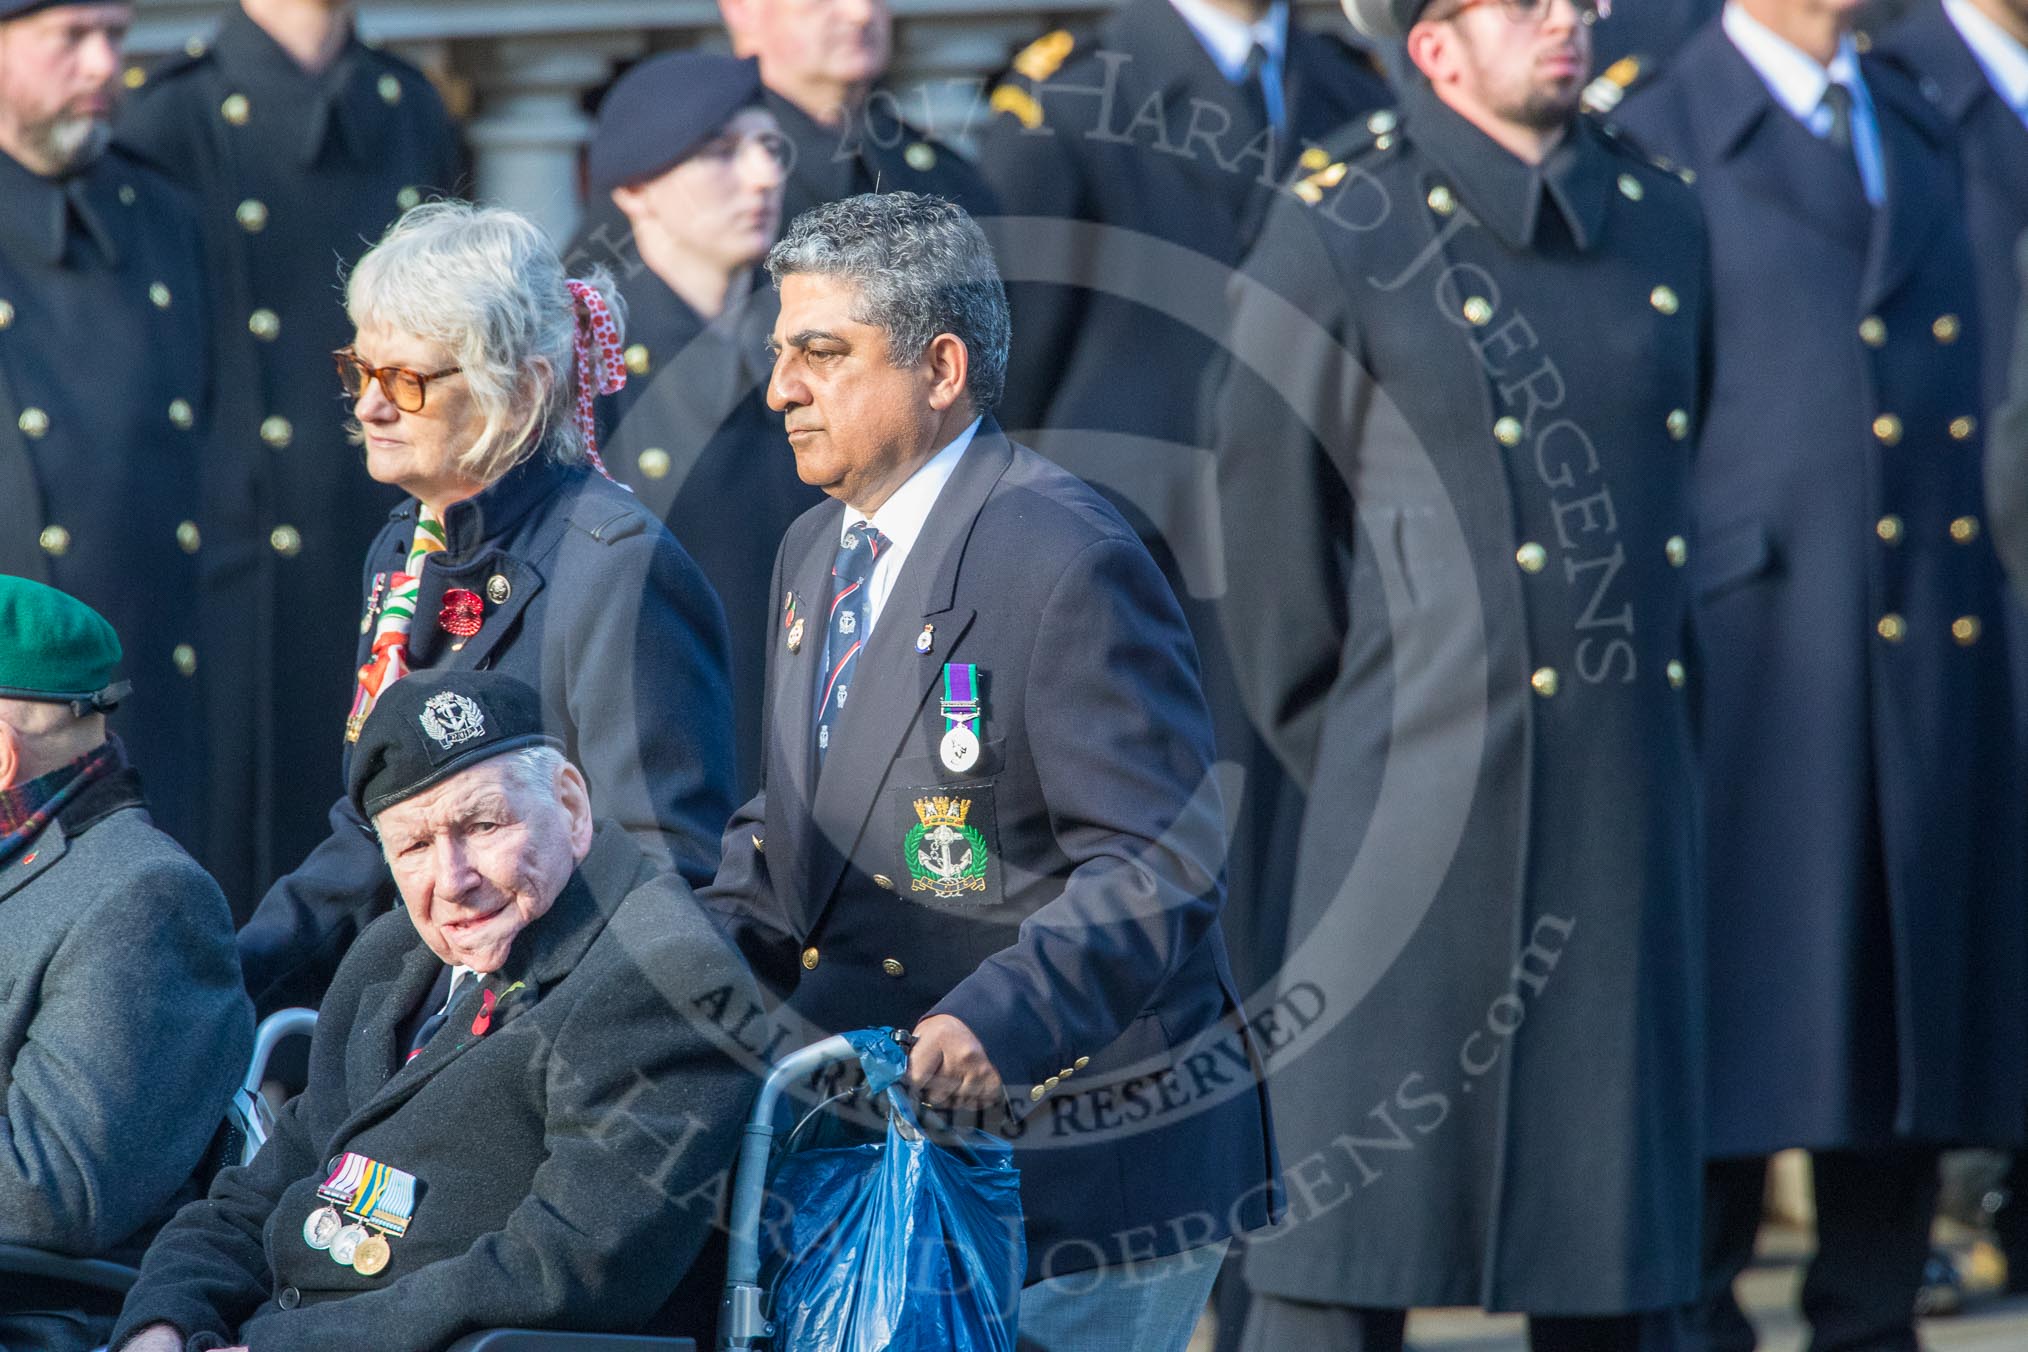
304;1204;392;1275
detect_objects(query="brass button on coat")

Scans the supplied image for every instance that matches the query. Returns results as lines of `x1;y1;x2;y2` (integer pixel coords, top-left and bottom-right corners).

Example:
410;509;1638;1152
38;524;69;556
905;142;937;172
1666;408;1690;441
0;298;13;328
881;958;906;978
1530;667;1559;697
1515;542;1548;574
1876;515;1903;544
1950;416;1976;441
168;399;195;429
378;74;403;105
1950;515;1981;544
872;873;894;890
249;308;280;340
1426;184;1457;216
172;643;198;677
1877;613;1906;643
221;93;251;125
270;525;303;556
1665;535;1688;567
18;407;48;438
486;574;512;604
261;415;293;448
800;947;820;971
236;199;268;233
1367;109;1398;135
396;186;422;211
176;520;201;553
1494;416;1524;447
1858;316;1886;348
624;343;652;376
1872;414;1902;445
638;448;671;480
1666;659;1687;689
148;282;171;309
1617;173;1644;201
1462;296;1493;326
1932;314;1960;343
1649;285;1679;315
1953;616;1982;645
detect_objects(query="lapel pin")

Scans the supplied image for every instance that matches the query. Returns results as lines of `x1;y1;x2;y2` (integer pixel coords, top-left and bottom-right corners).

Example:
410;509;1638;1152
788;617;805;653
916;623;934;654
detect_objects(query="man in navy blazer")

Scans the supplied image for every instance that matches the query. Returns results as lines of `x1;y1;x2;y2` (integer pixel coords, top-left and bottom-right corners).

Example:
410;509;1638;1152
1621;2;2025;1348
699;191;1275;1352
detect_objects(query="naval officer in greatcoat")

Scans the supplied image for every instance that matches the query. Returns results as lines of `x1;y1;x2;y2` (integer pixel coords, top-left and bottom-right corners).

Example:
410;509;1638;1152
0;0;212;857
117;0;463;909
1620;0;2027;1344
1208;0;1712;1343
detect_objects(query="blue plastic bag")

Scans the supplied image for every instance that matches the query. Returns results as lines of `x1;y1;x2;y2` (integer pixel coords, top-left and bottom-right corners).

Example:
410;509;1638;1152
764;1031;1026;1352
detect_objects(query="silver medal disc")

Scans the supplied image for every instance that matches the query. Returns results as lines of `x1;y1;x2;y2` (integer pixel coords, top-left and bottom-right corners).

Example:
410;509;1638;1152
302;1205;342;1250
940;725;980;773
329;1222;367;1266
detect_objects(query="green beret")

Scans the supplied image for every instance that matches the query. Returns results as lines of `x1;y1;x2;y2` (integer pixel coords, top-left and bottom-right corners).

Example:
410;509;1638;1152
0;576;129;711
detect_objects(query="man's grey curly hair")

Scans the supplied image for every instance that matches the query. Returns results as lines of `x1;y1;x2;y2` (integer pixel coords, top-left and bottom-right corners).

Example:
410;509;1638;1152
765;192;1010;415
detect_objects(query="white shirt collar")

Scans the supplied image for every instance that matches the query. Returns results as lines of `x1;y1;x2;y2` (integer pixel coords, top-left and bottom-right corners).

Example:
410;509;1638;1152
843;417;982;552
1168;0;1289;82
1944;0;2028;112
1723;2;1868;122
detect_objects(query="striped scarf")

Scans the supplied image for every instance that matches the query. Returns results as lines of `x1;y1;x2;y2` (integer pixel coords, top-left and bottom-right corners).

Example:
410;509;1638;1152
0;737;124;868
345;507;449;743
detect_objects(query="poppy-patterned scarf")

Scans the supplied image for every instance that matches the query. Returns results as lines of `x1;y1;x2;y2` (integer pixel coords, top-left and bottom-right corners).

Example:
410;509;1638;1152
344;508;449;743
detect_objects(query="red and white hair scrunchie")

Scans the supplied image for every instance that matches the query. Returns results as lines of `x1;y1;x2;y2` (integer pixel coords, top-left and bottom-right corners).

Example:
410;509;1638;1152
566;278;627;482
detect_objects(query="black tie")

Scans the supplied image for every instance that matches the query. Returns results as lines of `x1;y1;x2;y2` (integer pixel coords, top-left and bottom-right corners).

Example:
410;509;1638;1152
1818;81;1854;153
1238;43;1274;137
404;969;466;1063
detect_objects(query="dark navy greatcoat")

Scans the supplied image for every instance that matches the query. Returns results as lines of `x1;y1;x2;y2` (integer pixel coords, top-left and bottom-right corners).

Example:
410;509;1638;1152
973;0;1391;996
237;456;737;1016
1621;23;2027;1155
1878;0;2028;406
0;147;210;853
597;278;823;802
1995;235;2028;592
700;423;1277;1282
117;7;464;908
1209;76;1707;1313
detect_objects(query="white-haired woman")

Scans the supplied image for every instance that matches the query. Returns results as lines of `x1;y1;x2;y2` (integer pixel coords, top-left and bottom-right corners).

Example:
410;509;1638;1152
237;201;738;1016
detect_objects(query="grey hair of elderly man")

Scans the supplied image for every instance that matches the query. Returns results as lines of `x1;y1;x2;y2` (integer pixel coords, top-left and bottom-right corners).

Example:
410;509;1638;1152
766;191;1011;415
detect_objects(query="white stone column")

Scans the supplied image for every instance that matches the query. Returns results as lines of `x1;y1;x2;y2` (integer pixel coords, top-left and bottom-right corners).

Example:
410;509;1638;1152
461;34;642;242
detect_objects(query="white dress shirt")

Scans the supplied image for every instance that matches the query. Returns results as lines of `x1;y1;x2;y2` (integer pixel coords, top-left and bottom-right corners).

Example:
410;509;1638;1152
1169;0;1290;128
842;417;981;637
1944;0;2028;128
1723;3;1887;204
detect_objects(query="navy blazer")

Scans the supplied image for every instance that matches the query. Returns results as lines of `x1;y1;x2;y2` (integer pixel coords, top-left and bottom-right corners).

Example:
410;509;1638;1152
238;457;737;1016
701;422;1277;1281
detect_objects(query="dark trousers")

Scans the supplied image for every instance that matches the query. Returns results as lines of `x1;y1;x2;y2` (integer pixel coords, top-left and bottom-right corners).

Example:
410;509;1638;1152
1700;1150;1940;1352
1240;1294;1695;1352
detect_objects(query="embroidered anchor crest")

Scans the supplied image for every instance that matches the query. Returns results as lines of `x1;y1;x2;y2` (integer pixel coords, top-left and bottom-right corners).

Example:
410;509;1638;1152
905;795;989;899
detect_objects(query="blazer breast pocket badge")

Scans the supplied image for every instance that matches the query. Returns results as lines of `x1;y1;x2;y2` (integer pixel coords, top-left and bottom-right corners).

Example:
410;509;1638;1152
898;787;1003;904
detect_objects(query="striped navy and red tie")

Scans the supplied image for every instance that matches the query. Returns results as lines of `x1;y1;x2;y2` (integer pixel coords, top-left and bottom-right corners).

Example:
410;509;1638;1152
815;522;889;770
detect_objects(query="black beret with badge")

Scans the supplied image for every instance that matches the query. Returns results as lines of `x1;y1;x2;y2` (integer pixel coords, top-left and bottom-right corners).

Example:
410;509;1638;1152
347;669;561;819
586;52;766;198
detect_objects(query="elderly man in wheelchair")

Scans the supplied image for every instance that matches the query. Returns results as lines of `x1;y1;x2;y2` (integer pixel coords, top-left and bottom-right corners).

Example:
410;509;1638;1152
102;670;759;1352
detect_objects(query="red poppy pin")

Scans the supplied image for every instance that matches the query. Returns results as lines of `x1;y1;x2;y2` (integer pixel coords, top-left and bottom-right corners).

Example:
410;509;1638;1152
470;988;498;1037
438;588;484;638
